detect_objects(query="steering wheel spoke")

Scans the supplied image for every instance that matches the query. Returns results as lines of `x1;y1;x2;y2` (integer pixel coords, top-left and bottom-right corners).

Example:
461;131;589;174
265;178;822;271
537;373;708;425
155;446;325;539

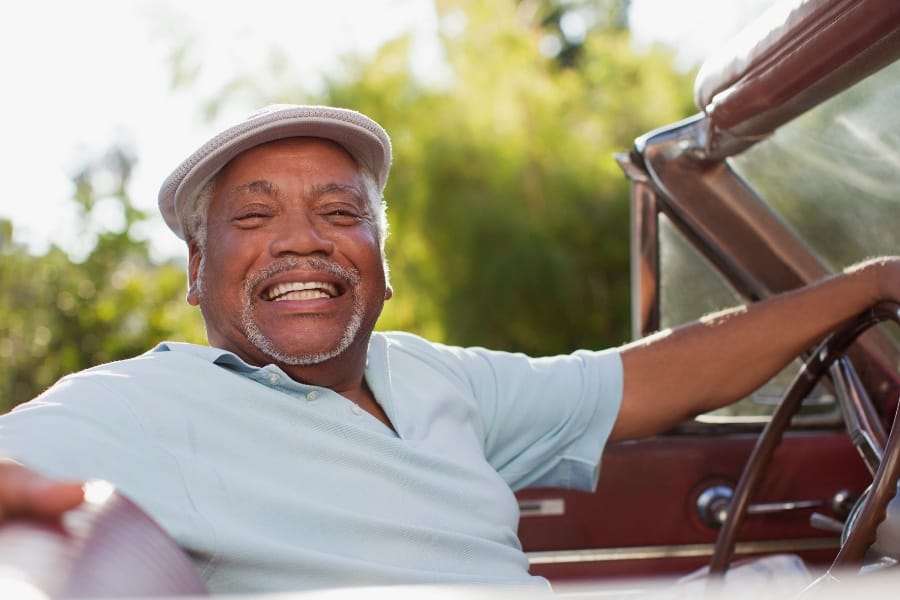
831;358;886;475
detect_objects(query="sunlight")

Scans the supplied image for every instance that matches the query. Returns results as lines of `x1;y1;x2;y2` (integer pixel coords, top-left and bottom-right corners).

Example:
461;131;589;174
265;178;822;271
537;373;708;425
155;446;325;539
83;479;116;504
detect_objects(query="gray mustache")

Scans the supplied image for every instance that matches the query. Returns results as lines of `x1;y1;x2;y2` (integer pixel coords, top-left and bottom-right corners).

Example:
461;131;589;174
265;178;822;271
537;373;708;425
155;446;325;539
243;258;361;295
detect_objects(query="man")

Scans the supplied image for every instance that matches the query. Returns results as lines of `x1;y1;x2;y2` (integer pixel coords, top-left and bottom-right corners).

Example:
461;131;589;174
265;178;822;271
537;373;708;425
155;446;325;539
0;105;898;594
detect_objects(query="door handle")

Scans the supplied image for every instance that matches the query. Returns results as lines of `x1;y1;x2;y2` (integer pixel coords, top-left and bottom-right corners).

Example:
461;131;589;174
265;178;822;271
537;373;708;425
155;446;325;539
697;485;825;529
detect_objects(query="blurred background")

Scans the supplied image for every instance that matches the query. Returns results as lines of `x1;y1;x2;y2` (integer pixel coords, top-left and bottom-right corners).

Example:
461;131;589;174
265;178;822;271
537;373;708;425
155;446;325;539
0;0;773;412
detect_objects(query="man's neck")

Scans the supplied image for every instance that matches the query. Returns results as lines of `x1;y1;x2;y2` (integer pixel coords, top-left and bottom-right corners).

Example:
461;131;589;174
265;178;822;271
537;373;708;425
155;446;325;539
274;344;395;432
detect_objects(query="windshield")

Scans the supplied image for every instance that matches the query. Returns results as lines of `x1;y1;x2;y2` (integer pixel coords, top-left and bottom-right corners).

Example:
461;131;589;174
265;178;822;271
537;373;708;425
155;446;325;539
728;60;900;269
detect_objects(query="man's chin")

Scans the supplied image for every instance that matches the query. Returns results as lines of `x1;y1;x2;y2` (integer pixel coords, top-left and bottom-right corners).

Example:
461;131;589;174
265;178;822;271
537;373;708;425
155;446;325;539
246;327;359;367
254;340;345;367
242;308;365;368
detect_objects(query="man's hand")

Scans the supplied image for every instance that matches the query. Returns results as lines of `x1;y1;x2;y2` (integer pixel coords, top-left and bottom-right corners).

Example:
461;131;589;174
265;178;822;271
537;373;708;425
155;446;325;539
846;256;900;302
0;460;84;521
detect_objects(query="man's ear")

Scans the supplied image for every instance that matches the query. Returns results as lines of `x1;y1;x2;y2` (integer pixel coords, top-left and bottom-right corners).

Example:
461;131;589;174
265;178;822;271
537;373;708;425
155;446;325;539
187;239;202;306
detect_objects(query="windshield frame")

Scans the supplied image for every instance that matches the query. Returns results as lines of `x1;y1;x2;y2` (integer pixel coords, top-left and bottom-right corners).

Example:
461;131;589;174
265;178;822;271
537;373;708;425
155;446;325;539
616;0;900;430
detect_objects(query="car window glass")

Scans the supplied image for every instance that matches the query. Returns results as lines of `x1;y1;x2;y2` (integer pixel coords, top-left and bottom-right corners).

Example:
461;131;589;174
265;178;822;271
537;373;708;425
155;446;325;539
729;61;900;270
659;215;837;424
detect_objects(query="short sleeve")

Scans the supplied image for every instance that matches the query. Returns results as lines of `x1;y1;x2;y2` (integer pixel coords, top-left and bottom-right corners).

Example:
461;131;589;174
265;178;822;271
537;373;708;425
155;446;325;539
471;347;622;491
392;336;623;493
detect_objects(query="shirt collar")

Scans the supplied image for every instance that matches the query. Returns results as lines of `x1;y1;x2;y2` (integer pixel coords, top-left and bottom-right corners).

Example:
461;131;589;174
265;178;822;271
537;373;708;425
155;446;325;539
149;341;259;373
148;336;389;376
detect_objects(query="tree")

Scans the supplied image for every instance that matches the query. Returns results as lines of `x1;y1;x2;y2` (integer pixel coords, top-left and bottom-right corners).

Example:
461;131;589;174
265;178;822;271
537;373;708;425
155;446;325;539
518;0;631;68
0;146;205;413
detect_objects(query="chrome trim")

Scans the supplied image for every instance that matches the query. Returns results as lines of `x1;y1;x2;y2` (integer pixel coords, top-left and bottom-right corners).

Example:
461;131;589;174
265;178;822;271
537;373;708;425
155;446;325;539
616;151;660;339
748;499;824;515
830;357;886;475
519;498;566;518
527;537;839;565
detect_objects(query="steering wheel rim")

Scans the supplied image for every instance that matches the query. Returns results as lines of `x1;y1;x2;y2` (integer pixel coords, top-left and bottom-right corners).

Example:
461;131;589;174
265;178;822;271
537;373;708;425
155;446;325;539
709;301;900;576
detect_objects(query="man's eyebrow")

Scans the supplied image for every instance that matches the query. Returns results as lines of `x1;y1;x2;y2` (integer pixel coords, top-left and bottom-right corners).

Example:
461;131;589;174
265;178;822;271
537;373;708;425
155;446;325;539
310;182;365;200
223;180;279;200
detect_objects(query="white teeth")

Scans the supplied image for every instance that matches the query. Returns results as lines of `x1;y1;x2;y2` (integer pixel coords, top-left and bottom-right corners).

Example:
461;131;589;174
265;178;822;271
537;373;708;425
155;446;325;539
276;289;330;301
266;281;338;301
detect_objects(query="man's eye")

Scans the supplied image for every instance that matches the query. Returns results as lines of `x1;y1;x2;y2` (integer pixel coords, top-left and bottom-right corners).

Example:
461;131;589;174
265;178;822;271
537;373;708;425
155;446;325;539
232;210;272;226
322;207;364;224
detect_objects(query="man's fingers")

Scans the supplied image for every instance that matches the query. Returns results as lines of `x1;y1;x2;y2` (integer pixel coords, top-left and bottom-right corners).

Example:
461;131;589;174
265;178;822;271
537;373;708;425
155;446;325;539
24;480;86;517
0;461;85;521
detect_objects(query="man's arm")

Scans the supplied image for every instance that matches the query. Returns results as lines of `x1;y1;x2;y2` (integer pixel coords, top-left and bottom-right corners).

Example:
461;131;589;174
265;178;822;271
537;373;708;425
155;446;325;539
612;256;900;442
0;460;84;521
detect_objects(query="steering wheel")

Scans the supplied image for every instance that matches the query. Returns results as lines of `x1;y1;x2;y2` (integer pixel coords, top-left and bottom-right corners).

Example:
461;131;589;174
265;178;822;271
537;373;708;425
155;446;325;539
709;301;900;576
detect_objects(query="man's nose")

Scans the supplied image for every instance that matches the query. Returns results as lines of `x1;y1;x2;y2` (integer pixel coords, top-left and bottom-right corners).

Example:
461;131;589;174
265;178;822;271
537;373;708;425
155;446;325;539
268;210;335;257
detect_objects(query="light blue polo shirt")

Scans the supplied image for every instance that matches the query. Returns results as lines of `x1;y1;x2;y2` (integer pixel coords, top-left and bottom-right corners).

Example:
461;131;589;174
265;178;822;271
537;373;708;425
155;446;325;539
0;331;622;594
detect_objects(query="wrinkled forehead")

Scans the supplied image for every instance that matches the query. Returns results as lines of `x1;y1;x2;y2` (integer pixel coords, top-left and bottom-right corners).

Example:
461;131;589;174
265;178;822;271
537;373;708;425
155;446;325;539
208;138;365;205
218;137;360;178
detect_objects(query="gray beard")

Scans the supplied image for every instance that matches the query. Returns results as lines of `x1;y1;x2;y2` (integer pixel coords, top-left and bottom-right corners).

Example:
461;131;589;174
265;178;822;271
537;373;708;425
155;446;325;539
198;255;364;366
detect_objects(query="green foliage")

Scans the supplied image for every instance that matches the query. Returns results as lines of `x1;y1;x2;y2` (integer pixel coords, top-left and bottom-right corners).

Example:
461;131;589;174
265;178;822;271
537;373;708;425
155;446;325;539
519;0;631;67
0;147;206;413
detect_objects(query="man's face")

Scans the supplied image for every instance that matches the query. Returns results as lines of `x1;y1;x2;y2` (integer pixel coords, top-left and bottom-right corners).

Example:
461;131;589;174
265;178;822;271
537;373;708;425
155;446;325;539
187;137;391;369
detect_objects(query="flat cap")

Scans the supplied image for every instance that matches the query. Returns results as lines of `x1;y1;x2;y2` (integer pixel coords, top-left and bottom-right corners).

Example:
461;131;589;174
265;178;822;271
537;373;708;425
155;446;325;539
158;104;392;240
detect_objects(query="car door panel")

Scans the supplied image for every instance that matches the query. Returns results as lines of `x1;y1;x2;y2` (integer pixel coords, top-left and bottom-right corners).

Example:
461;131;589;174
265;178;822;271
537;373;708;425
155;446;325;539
518;431;869;581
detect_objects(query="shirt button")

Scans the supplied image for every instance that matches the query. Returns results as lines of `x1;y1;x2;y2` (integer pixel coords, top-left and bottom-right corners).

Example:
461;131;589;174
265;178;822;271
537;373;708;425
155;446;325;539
351;405;363;416
306;391;319;402
266;373;280;385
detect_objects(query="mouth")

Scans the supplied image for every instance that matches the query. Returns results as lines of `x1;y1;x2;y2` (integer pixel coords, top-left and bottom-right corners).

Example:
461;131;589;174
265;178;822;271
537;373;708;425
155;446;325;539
247;257;359;307
263;281;340;302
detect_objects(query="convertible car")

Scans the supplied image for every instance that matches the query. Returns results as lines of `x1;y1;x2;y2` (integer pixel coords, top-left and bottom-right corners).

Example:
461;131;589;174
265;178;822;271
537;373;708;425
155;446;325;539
1;0;898;597
520;0;900;590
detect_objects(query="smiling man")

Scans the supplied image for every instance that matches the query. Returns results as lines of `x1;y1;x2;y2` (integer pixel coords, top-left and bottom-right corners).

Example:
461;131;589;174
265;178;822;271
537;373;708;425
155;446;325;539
186;135;394;424
0;105;898;595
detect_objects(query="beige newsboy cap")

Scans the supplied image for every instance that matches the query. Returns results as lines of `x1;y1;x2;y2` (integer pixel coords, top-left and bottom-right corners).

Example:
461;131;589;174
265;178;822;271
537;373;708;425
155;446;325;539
157;104;392;240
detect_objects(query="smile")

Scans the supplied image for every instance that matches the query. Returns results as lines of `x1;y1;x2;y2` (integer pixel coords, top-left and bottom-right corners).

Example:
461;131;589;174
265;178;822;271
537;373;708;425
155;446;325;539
264;281;339;301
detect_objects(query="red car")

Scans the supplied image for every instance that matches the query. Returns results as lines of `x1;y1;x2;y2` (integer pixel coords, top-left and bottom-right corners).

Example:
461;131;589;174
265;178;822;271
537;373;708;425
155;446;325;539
2;0;899;597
